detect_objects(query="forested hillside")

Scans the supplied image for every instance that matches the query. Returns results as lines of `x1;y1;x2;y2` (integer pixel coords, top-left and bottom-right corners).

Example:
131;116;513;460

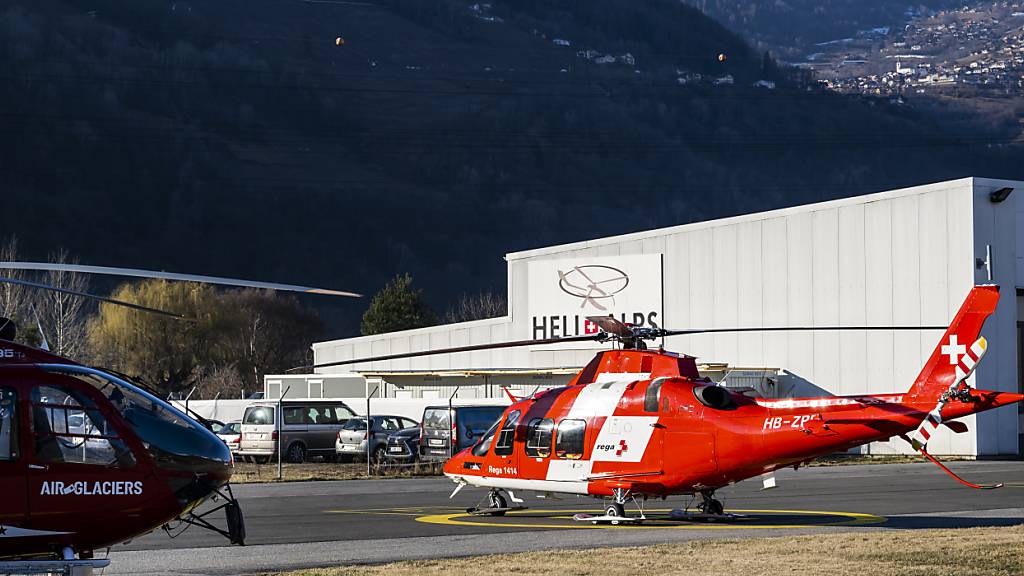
3;0;1022;336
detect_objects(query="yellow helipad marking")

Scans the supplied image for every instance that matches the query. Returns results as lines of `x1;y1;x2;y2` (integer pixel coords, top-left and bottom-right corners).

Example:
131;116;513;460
415;508;885;530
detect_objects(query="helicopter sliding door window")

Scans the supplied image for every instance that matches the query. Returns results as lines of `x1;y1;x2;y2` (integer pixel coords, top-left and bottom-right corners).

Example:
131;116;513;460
30;385;134;467
0;388;17;461
524;418;554;458
493;410;520;456
555;419;586;460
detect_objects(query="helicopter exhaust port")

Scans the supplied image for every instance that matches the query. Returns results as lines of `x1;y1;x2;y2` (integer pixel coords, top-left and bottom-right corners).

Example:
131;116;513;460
693;385;736;410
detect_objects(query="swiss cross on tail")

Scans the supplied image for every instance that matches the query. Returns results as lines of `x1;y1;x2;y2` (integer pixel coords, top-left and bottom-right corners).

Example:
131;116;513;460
941;335;967;366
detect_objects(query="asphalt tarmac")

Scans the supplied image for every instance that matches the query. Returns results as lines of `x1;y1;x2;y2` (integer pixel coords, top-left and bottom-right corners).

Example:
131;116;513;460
108;461;1024;575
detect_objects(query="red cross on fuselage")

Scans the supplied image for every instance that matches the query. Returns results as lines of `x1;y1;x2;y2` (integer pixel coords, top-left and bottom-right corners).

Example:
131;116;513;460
615;439;628;456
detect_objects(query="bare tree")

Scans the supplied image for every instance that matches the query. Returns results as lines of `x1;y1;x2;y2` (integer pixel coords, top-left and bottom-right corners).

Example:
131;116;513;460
0;236;29;323
38;249;91;358
443;291;507;324
191;363;246;400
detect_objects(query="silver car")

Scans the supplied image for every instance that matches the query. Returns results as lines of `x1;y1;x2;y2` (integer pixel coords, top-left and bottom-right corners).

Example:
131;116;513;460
216;420;242;454
238;400;356;463
335;415;418;462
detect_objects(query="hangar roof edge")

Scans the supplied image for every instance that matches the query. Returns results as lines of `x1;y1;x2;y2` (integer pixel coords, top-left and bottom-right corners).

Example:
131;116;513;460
504;176;1021;262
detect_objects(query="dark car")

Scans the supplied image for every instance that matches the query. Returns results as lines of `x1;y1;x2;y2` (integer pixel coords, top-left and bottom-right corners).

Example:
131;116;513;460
419;405;506;462
383;426;422;464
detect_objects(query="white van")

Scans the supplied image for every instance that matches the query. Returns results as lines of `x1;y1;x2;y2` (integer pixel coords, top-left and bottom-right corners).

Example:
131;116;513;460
238;399;356;463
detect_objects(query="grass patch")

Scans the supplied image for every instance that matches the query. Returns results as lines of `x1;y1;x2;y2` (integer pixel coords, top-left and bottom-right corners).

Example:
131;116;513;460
264;525;1024;576
230;460;445;483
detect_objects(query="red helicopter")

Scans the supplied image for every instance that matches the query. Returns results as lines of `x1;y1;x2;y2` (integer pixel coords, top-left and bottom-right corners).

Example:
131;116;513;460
307;285;1022;523
0;263;359;570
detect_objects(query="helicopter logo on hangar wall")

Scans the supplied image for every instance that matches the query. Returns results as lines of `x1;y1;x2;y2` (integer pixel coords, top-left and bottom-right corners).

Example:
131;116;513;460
557;265;629;311
527;255;663;340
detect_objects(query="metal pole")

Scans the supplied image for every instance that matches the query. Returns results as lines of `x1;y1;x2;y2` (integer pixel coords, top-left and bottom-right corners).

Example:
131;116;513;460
366;384;379;476
448;386;460;459
184;386;196;419
277;385;291;480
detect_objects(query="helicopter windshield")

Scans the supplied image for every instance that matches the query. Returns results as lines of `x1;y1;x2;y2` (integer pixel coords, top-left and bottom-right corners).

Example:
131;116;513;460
40;365;231;472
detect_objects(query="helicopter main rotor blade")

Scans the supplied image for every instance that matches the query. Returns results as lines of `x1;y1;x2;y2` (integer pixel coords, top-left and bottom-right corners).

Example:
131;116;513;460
290;333;605;372
0;262;361;298
662;325;948;336
0;276;189;319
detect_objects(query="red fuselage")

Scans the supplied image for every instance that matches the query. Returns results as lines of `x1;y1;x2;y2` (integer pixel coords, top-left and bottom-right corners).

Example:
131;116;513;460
443;348;1021;498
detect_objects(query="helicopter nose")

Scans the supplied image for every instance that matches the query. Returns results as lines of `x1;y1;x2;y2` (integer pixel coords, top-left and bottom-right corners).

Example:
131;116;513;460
443;448;472;477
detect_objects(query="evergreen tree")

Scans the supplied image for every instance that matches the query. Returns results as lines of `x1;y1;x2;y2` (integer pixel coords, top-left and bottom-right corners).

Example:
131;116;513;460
361;274;437;336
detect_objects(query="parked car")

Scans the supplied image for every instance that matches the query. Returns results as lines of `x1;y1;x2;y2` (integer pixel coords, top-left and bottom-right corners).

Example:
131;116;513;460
383;425;422;464
419;405;506;462
216;420;242;453
238;400;356;463
335;415;418;462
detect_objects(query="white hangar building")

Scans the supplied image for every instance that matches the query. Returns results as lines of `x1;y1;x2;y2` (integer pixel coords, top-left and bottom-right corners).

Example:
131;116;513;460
311;177;1024;456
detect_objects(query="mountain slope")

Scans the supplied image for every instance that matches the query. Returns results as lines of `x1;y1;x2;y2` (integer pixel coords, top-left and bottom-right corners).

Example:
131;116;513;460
2;0;1020;336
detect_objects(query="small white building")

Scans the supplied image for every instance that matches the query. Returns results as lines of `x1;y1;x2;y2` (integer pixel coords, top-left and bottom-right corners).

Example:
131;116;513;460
312;178;1024;456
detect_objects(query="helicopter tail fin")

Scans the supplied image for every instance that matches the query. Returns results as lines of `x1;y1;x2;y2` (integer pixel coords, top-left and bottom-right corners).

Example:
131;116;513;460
905;285;998;402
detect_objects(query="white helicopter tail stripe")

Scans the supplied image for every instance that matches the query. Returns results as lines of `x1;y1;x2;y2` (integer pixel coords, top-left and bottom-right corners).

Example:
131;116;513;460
910;337;987;450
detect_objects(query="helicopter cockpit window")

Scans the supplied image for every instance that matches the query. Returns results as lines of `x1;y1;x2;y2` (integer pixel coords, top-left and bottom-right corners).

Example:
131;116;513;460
470;418;501;457
555;419;586;459
31;385;134;467
493;410;520;456
41;365;231;472
0;388;17;461
525;418;554;458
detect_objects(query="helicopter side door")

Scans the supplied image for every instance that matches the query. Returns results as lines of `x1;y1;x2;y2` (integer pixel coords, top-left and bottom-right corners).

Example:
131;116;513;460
0;384;27;528
24;380;150;534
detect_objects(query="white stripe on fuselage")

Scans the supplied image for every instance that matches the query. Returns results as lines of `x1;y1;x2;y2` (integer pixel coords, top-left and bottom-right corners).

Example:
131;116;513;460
546;459;593;481
566;374;646;419
447;473;591;495
755;395;904;409
0;525;71;538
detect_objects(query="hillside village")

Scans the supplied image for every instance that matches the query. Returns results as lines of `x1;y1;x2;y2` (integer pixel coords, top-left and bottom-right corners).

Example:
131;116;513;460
809;1;1024;97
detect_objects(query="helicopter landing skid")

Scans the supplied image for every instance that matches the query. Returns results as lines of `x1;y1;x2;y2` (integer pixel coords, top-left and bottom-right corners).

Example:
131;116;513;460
466;505;528;516
572;512;646;525
668;509;746;522
166;484;246;545
0;559;111;575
